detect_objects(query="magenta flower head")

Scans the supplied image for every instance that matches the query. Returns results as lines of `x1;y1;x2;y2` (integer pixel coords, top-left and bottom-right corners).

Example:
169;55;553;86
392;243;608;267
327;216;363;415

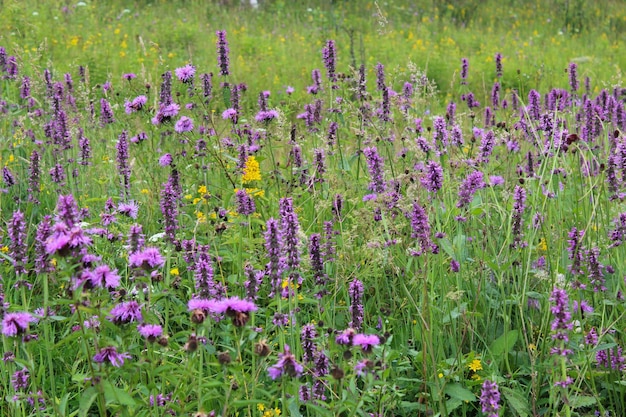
213;296;258;326
480;379;501;417
93;346;131;367
159;153;173;167
353;333;380;353
2;312;36;337
129;247;165;270
108;301;143;325
174;116;194;133
268;344;303;379
88;264;121;289
138;324;163;343
175;64;195;83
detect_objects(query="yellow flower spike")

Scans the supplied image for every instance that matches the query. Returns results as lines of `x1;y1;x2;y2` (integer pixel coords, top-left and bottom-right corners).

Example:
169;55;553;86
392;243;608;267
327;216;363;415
242;156;261;183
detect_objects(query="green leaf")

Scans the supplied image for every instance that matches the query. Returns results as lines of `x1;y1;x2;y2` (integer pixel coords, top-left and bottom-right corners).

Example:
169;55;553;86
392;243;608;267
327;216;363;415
501;387;529;417
570;395;596;409
102;381;137;407
444;382;476;402
445;397;463;413
222;86;232;108
287;397;304;417
491;329;519;357
78;387;99;417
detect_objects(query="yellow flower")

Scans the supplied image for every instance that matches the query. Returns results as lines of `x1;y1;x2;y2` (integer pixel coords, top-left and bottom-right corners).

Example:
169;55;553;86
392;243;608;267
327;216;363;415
242;156;261;183
170;268;179;276
0;246;8;253
537;238;547;252
140;189;150;195
438;372;444;378
257;404;265;412
468;359;482;372
198;185;207;194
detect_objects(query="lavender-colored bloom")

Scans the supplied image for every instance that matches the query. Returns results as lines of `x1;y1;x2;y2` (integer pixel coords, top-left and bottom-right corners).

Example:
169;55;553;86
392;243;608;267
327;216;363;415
280;198;301;292
124;95;147;114
159;153;173;167
586;246;606;292
8;210;28;274
327;121;338;148
27;150;40;202
33;216;53;273
480;380;501;417
446;101;456;124
6;55;18;78
2;312;36;337
432;116;448;154
527;89;541;121
460;58;469;84
301;324;317;363
309;233;327;296
87;265;121;289
268;344;303;379
375;62;386;91
353;334;380;353
312;148;326;184
122;73;136;81
222;108;237;123
408;201;437;255
511;185;527;249
568;62;578;93
174;116;194;133
108;301;143;324
336;328;356;346
2;166;15;187
138;324;163;343
235;189;256;215
78;130;92;166
348;279;364;330
457;171;485;208
596;346;626;370
489;175;505;186
45;222;92;256
216;30;230;76
363;146;385;194
608;213;626;248
100;98;115;126
116;130;131;199
152;102;180;125
175;64;195;83
11;369;29;391
255;109;279;123
307;69;322;94
160;179;179;245
549;287;574;357
20;75;31;99
129;247;165;270
421;161;443;193
264;218;284;296
450;259;460;272
491;82;500;108
567;227;585;276
322;39;337;84
117;201;139;219
244;264;263;301
495;53;503;77
93;346;131;367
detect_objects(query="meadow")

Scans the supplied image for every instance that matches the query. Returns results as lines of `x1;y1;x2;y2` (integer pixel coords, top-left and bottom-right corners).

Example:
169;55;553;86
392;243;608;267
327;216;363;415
1;0;626;416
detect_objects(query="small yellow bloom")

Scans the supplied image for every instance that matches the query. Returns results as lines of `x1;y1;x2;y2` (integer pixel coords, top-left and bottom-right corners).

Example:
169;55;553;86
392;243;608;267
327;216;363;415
242;156;262;183
170;268;179;276
257;404;265;412
468;359;482;372
192;198;201;205
184;194;193;200
0;246;8;253
537;238;547;252
438;372;444;378
140;188;150;195
198;185;207;194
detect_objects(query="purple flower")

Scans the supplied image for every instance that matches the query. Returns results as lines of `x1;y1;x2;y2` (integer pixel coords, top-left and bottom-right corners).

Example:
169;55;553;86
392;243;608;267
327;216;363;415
160;179;179;244
254;109;279;123
568;63;578;93
489;176;505;186
222;108;237;122
280;198;302;293
286;85;295;95
363;146;385;194
116;130;131;199
175;64;195;83
457;171;485;208
138;324;163;342
8;210;28;274
235;189;256;215
421;160;444;192
353;334;380;353
117;201;139;219
301;324;317;363
348;279;364;330
460;58;469;84
129;247;165;270
88;265;121;289
495;53;503;77
93;346;131;367
124;95;147;114
152;103;180;125
322;39;337;84
11;369;29;391
216;30;230;76
268;344;303;379
549;287;573;357
511;185;527;249
123;73;136;81
480;380;500;417
108;301;143;325
375;62;386;91
45;222;92;256
174;116;194;133
100;98;115;126
159;153;173;167
264;218;284;296
408;201;437;255
2;312;36;337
